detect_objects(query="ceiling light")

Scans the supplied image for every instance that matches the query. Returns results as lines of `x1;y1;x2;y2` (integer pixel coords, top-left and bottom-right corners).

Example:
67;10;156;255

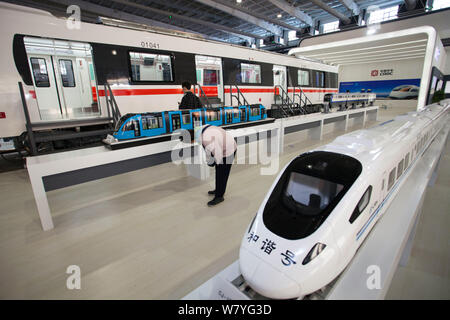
277;13;282;18
236;0;242;3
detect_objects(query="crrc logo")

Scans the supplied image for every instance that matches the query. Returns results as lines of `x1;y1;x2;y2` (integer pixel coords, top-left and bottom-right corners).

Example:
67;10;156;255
371;70;379;77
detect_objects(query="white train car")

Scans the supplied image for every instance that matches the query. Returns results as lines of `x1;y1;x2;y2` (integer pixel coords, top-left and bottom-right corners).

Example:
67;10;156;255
328;92;376;109
239;100;449;299
0;2;338;143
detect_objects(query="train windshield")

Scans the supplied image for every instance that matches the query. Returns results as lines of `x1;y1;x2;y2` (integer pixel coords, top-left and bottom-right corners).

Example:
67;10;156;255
114;117;127;132
263;151;362;240
284;172;344;215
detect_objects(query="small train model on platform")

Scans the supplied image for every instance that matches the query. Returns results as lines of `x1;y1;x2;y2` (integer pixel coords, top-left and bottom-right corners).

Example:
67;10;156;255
239;100;449;300
105;104;267;141
325;92;377;110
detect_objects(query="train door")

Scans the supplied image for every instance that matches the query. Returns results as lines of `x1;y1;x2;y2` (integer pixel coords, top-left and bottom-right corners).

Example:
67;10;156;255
133;119;141;137
28;55;63;120
171;113;181;131
24;37;100;121
53;57;84;117
195;55;223;105
273;65;287;104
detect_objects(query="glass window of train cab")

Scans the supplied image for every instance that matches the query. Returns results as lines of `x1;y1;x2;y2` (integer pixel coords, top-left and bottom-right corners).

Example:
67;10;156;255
129;52;173;82
122;121;134;131
262;151;362;240
349;186;372;223
30;58;50;87
298;70;310;86
59;60;76;87
241;63;261;84
397;159;404;179
388;168;396;190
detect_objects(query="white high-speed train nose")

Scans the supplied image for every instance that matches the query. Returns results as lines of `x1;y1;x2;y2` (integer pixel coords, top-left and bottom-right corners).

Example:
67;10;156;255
239;247;301;299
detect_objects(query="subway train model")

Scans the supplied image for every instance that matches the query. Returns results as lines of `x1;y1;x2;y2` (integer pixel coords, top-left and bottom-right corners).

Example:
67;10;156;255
110;105;266;141
325;92;377;110
0;2;338;148
239;100;449;299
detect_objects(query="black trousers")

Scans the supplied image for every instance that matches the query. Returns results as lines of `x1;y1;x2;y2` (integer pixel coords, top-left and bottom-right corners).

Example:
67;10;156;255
214;154;234;198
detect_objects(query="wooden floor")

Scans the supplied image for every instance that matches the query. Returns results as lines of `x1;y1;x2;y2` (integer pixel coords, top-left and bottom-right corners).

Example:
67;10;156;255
2;105;445;300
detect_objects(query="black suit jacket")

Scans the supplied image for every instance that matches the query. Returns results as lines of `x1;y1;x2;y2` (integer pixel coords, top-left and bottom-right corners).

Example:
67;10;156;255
179;91;202;109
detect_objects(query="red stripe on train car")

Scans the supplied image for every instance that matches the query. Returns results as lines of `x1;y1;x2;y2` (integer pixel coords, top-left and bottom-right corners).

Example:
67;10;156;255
288;89;339;93
224;88;276;94
97;88;185;96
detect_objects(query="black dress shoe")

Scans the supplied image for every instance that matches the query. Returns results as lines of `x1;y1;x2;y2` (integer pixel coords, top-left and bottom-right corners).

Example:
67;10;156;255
208;197;224;206
208;190;215;195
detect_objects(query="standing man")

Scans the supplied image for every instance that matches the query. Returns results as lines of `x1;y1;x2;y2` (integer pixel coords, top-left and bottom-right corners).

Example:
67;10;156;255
200;125;237;206
179;81;202;109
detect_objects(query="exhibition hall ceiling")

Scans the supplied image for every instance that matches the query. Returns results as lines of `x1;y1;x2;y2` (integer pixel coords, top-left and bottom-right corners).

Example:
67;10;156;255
3;0;411;47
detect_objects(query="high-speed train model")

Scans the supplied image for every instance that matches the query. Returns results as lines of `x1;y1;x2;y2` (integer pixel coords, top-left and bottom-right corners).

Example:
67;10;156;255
239;100;449;299
0;2;338;148
110;104;266;141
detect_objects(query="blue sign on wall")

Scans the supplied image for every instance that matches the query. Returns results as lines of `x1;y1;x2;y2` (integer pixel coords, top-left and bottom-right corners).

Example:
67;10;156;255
339;79;421;99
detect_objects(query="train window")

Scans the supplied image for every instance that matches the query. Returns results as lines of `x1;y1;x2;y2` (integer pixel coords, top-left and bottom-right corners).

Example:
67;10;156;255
405;153;410;168
298;70;310;86
182;113;191;125
142;116;162;129
59;60;76;87
349;186;372;224
122;121;134;131
388;168;396;190
315;71;325;88
233;109;240;118
241;63;261;84
206;110;219;121
129;52;173;82
250;107;260;116
30;58;50;87
397;159;404;179
203;69;219;85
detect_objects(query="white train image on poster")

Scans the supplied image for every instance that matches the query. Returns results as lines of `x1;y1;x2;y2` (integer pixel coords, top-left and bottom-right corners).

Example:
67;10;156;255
239;101;449;299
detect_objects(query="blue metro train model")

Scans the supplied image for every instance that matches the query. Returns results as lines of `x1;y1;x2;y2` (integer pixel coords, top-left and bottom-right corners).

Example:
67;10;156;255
111;104;267;140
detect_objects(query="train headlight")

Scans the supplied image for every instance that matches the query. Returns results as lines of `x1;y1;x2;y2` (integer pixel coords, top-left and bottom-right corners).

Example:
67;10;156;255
302;243;326;265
